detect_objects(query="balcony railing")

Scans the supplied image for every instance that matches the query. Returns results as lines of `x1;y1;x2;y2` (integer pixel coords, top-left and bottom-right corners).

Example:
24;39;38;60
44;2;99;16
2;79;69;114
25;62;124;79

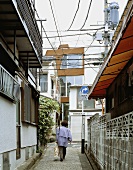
0;65;20;100
17;0;42;57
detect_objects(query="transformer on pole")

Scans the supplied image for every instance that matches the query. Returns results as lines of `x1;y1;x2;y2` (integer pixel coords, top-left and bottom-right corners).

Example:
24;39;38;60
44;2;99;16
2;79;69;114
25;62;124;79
108;2;119;29
103;1;119;58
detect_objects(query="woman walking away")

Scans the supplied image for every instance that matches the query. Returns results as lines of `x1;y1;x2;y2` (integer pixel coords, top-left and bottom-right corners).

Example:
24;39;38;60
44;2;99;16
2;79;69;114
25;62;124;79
56;120;72;162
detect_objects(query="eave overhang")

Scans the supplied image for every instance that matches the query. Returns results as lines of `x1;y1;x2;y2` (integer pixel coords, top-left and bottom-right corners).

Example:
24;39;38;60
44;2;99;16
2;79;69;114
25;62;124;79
0;43;19;76
0;0;42;68
89;0;133;99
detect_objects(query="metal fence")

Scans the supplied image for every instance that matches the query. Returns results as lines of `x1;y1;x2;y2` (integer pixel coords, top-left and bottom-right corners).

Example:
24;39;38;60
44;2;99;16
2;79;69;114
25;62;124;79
87;112;133;170
17;0;42;57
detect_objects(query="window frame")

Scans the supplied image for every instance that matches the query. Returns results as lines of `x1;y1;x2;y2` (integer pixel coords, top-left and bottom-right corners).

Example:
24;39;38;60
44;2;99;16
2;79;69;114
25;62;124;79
60;76;84;97
21;82;39;124
60;54;83;69
40;74;48;92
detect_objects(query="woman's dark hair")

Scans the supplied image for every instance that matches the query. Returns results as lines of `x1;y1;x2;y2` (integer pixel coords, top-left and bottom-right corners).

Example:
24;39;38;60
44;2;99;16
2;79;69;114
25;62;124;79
61;120;68;127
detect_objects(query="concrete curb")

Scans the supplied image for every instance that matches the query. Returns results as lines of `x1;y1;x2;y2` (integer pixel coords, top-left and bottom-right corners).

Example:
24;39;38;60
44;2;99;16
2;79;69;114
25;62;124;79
17;153;41;170
85;149;98;170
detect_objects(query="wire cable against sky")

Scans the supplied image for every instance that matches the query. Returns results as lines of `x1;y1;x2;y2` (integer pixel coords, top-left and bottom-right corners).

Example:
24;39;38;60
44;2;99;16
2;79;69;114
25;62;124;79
35;3;103;71
42;27;104;32
80;0;93;29
48;0;68;75
84;27;101;53
52;0;64;43
43;45;109;50
48;0;69;71
34;6;58;55
42;32;93;39
42;57;103;61
40;65;100;72
67;0;81;30
48;0;62;45
43;62;102;67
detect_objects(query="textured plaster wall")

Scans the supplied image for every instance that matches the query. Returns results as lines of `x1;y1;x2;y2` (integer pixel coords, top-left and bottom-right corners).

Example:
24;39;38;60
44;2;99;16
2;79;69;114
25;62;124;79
21;125;37;147
0;96;16;153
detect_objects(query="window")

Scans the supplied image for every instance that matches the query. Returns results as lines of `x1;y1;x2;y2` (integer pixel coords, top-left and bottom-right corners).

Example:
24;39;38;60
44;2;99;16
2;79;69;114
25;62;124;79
63;103;69;121
24;85;31;122
67;77;74;96
75;76;83;84
40;74;48;92
60;54;83;69
31;96;36;123
0;65;19;100
83;100;95;109
21;82;39;124
60;77;66;96
60;76;83;96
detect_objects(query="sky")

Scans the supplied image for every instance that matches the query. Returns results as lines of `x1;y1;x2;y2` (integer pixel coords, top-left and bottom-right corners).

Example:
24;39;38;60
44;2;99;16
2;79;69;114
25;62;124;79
35;0;128;55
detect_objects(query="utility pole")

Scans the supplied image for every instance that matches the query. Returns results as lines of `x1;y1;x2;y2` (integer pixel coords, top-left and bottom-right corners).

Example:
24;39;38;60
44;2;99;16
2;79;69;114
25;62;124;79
81;100;85;153
80;85;89;154
104;0;109;58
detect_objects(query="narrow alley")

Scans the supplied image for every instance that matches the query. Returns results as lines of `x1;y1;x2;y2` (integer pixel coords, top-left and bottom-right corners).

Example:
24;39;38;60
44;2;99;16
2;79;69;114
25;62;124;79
30;143;96;170
0;0;133;170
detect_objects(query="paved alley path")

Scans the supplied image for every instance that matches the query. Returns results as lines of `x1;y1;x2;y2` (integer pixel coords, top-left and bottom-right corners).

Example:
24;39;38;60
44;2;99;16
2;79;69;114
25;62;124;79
31;143;94;170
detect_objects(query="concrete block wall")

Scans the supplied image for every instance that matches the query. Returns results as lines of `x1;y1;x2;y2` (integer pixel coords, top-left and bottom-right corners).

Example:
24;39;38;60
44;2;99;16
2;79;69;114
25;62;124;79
87;111;133;170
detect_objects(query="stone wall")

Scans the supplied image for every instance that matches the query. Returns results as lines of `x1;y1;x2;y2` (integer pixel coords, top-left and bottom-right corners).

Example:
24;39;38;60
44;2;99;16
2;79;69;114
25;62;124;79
87;111;133;170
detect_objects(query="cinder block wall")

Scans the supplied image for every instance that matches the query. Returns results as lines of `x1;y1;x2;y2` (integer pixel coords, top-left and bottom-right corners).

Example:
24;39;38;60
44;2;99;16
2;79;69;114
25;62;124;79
87;112;133;170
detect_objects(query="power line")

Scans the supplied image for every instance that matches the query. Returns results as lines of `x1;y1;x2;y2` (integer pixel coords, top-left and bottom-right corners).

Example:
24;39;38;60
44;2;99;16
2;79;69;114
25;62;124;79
42;27;104;32
67;0;81;30
52;0;64;44
42;62;103;66
40;65;100;71
48;0;62;45
42;57;103;61
47;0;74;75
42;45;109;49
34;6;58;55
80;0;93;29
42;32;93;39
35;1;102;74
44;39;93;43
48;0;67;73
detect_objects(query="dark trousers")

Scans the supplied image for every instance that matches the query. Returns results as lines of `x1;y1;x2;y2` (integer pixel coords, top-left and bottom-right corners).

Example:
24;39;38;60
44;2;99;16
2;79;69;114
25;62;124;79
58;146;66;159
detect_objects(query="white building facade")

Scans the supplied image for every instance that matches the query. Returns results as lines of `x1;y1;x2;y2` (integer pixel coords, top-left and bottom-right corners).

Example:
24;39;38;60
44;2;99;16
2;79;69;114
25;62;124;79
0;1;42;169
38;59;61;133
69;85;102;142
68;49;104;142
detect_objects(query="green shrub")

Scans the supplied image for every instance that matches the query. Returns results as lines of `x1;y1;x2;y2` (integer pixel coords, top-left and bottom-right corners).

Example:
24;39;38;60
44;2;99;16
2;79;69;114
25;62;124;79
38;96;60;146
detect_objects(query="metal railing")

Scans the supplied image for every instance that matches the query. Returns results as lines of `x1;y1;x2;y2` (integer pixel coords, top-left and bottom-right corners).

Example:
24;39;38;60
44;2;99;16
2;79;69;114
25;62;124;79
0;65;20;100
16;0;42;57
